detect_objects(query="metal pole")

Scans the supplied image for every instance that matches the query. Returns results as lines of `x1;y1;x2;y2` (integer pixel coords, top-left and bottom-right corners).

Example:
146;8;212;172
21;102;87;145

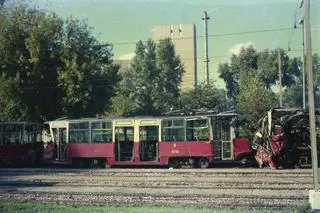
202;11;210;85
278;49;283;107
305;0;319;191
301;20;306;110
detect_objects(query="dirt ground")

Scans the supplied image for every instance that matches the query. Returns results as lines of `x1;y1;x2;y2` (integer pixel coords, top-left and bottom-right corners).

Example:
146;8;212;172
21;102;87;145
0;168;313;208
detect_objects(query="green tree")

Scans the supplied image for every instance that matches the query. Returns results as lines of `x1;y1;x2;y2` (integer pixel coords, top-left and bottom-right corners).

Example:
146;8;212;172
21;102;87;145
108;38;183;116
0;2;119;121
283;83;303;108
313;54;320;108
0;74;27;120
218;46;301;99
106;69;135;116
236;72;277;130
313;54;320;92
58;18;119;117
0;4;64;121
282;53;320;108
218;46;258;99
179;81;230;112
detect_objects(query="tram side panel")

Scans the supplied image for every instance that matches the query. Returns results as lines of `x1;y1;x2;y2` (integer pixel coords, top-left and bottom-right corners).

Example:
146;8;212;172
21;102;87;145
67;143;114;164
159;141;214;165
158;117;215;167
0;143;43;166
233;137;252;160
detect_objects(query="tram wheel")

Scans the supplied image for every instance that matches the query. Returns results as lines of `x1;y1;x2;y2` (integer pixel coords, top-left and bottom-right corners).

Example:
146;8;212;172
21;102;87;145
168;159;180;169
294;163;301;169
89;159;101;169
73;158;85;168
197;158;209;168
100;159;110;169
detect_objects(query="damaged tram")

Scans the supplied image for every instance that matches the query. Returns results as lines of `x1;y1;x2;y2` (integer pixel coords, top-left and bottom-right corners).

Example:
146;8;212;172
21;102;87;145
252;108;320;169
44;112;252;168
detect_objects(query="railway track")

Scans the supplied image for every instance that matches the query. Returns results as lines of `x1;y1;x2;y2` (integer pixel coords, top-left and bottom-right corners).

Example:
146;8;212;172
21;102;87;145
0;167;314;173
0;168;312;208
0;191;307;208
0;180;313;190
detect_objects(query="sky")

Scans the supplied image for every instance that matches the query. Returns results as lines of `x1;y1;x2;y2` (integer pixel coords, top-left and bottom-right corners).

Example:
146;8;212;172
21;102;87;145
35;0;320;88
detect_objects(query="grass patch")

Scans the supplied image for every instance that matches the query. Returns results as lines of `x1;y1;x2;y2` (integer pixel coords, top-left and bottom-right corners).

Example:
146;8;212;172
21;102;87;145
0;200;310;213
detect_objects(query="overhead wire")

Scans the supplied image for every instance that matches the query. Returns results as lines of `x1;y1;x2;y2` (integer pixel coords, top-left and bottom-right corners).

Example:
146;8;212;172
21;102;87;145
109;26;320;47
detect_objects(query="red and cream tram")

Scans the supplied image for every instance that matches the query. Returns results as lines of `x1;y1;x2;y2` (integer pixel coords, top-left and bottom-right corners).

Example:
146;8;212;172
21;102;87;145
0;121;44;167
45;113;252;168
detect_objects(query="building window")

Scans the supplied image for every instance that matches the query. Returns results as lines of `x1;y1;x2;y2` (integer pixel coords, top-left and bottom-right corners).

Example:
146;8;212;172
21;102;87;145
170;24;174;36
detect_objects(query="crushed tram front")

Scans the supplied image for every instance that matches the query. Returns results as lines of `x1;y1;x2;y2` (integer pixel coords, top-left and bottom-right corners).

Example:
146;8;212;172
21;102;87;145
252;108;320;169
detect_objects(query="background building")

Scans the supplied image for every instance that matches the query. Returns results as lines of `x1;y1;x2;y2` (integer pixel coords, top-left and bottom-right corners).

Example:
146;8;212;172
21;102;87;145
152;23;197;91
113;53;135;73
113;59;132;73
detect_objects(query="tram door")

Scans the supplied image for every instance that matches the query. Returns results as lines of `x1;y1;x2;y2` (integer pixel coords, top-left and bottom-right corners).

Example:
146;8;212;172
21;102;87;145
139;126;159;162
115;126;134;162
52;128;67;161
212;119;233;160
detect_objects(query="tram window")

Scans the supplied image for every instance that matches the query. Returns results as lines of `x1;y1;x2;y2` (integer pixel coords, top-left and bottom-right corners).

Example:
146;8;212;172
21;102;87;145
162;120;172;127
173;120;184;127
213;122;221;140
3;124;23;144
162;119;185;142
34;125;42;143
24;125;33;144
91;121;112;143
223;142;232;158
186;119;210;141
36;129;42;142
24;124;42;144
221;123;230;141
140;126;158;141
115;127;134;142
212;120;230;141
69;122;89;143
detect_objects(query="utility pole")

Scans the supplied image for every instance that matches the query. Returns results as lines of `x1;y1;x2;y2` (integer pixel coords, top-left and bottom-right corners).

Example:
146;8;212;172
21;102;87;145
304;0;319;192
301;19;306;110
202;11;210;85
299;18;306;110
299;16;306;110
278;49;283;107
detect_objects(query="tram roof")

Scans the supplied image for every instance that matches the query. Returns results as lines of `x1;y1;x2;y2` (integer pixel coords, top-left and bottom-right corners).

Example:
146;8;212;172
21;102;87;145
45;111;239;123
0;121;40;125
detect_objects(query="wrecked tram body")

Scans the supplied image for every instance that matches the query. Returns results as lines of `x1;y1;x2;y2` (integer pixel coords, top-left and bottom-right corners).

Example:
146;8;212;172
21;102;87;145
252;108;320;169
